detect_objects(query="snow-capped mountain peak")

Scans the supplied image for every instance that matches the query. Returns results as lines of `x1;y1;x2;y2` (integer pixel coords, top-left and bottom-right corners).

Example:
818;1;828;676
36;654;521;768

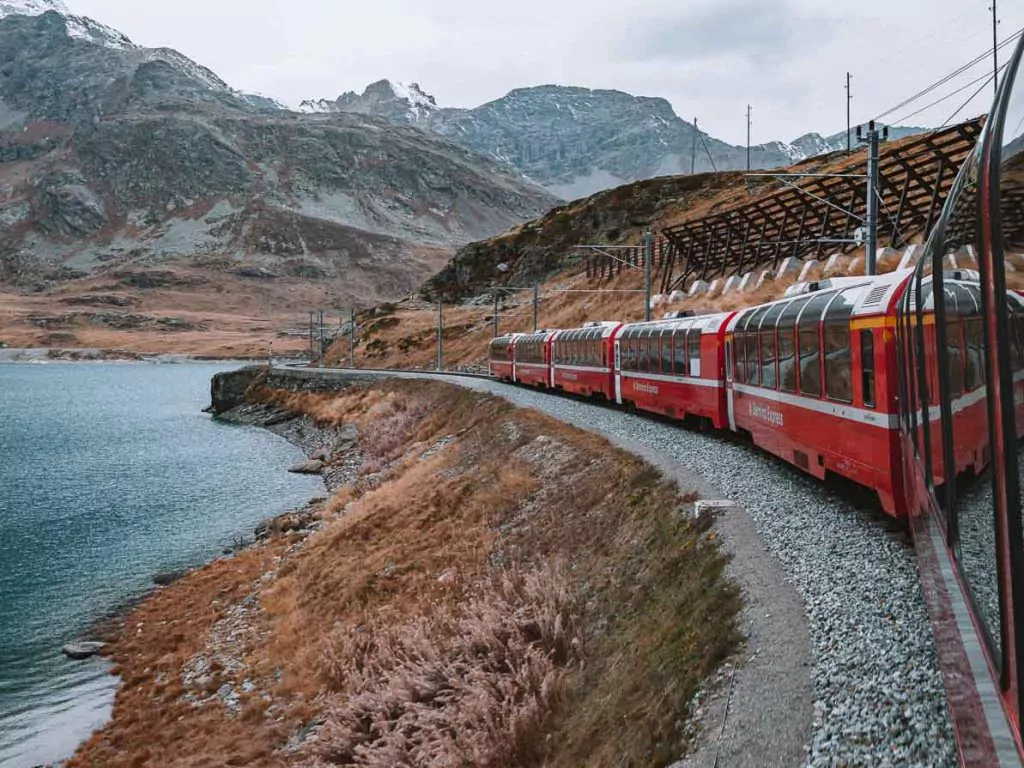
0;0;135;50
299;79;441;126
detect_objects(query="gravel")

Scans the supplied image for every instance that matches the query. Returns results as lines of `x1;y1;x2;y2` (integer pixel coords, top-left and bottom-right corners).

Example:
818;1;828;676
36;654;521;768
427;375;958;768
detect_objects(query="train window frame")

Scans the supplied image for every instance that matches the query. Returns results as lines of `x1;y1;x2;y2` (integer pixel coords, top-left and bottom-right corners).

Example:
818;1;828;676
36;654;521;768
744;307;771;385
861;329;876;408
688;327;703;377
823;288;858;404
674;328;688;376
661;328;674;373
796;292;833;398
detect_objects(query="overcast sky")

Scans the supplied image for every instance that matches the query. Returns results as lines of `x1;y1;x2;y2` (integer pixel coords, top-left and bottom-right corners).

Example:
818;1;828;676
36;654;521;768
69;0;1024;145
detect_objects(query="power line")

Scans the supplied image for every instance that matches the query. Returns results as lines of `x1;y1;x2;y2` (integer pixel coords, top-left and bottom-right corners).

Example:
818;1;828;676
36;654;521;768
939;68;1002;128
873;25;1023;122
891;63;1007;125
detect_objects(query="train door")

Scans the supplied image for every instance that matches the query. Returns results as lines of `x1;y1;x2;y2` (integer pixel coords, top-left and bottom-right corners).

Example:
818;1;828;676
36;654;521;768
725;335;736;431
614;336;623;405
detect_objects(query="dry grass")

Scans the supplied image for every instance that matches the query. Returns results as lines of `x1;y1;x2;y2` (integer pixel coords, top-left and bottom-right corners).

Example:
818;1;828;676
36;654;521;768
71;379;740;768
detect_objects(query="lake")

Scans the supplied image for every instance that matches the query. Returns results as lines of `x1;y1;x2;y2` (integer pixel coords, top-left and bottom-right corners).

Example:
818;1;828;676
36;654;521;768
0;363;322;767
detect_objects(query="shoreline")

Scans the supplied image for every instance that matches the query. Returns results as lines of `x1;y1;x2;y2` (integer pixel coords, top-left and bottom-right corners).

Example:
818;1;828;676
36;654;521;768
0;347;308;366
37;398;332;768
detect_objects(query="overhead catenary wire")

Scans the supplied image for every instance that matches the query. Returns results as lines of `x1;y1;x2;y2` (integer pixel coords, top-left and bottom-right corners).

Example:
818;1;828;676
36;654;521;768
873;25;1023;123
890;61;1009;125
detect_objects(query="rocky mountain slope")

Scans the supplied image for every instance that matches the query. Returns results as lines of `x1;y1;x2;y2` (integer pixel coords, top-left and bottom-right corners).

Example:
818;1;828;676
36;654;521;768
310;80;923;199
0;5;556;309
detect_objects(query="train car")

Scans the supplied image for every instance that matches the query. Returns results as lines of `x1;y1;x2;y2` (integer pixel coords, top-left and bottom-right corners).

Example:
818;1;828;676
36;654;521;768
725;273;909;516
894;33;1024;764
614;312;734;429
511;330;558;388
488;334;518;381
550;322;621;399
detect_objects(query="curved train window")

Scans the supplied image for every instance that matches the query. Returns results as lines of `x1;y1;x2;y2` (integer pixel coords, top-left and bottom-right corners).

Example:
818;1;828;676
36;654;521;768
824;289;857;403
946;315;966;398
744;307;770;385
661;329;674;373
798;292;833;397
778;298;809;393
861;330;876;408
674;328;688;375
734;316;748;382
688;327;702;377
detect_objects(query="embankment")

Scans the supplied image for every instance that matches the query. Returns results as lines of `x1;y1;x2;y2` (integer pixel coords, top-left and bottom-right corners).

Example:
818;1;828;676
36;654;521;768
69;368;740;767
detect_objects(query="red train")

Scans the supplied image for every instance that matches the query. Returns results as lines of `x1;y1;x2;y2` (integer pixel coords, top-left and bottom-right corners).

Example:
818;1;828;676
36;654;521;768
488;35;1024;765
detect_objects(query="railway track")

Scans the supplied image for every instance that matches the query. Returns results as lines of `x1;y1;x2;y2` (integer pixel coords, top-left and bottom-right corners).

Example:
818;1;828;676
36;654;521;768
270;362;957;767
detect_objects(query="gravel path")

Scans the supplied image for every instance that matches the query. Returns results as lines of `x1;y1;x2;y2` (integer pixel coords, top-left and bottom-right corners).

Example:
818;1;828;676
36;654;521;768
420;375;958;767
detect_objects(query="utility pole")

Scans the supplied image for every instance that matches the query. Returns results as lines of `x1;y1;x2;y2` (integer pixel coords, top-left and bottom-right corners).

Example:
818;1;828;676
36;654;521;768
308;311;314;360
532;284;539;332
318;308;325;365
643;231;654;322
845;73;853;152
691;118;698;174
436;300;443;371
859;121;882;276
349;308;356;369
746;105;752;172
991;1;1000;95
492;289;500;338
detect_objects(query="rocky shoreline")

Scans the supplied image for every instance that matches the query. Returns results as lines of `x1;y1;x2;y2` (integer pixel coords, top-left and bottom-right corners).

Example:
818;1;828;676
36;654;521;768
47;396;355;767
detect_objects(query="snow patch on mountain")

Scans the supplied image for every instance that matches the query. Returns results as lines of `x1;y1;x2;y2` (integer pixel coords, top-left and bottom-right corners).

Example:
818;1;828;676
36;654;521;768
137;48;230;92
0;0;135;49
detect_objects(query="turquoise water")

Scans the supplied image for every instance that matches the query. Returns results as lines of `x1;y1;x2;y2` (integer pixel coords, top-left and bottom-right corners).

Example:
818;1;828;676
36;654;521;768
0;363;322;767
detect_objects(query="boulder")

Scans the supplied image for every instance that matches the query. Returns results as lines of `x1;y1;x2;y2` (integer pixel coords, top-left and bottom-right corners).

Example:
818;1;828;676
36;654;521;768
897;244;926;271
62;641;105;660
153;570;186;586
687;280;710;297
798;260;821;281
776;257;802;281
289;459;324;475
823;253;846;277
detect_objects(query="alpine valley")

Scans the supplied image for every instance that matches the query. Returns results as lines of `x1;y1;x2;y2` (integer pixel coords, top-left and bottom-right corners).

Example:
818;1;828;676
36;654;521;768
0;0;920;358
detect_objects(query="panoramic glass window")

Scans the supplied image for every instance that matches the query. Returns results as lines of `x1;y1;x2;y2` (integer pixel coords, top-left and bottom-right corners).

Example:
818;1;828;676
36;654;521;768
823;289;857;403
661;329;674;373
674;329;688;375
688;327;702;377
861;330;876;408
797;292;832;397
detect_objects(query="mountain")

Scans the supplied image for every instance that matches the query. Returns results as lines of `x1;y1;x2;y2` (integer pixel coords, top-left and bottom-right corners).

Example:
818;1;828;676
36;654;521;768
0;5;556;307
309;80;925;199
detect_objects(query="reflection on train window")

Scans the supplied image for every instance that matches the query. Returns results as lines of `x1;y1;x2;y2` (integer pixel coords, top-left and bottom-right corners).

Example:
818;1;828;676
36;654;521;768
824;324;852;403
674;329;688;375
778;326;797;393
861;330;876;408
965;319;984;390
745;332;760;385
661;329;674;373
760;329;777;389
798;328;821;397
946;320;966;398
688;328;702;377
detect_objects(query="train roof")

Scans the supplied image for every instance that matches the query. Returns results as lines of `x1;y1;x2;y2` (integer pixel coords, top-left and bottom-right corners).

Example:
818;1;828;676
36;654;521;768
618;311;734;335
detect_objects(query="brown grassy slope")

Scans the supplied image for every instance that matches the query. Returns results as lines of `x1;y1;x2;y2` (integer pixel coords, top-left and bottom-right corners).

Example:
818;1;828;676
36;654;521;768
70;379;740;768
0;243;451;357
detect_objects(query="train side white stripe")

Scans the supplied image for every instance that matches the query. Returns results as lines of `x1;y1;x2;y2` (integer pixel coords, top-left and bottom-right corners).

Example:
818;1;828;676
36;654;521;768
731;382;899;429
619;371;723;389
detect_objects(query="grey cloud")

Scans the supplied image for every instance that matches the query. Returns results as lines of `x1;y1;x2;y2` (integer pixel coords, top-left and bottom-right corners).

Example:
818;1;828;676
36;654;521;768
616;0;841;64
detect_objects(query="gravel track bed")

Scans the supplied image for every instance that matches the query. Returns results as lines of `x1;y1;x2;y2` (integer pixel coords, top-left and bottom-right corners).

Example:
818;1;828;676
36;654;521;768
434;376;957;767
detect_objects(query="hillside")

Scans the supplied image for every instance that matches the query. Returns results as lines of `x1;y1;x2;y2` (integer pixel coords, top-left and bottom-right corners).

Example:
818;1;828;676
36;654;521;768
307;79;924;198
71;375;739;766
0;6;556;356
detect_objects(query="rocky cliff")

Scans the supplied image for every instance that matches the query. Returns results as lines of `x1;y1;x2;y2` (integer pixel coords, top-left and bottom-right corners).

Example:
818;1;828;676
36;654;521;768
311;80;924;200
0;8;557;303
